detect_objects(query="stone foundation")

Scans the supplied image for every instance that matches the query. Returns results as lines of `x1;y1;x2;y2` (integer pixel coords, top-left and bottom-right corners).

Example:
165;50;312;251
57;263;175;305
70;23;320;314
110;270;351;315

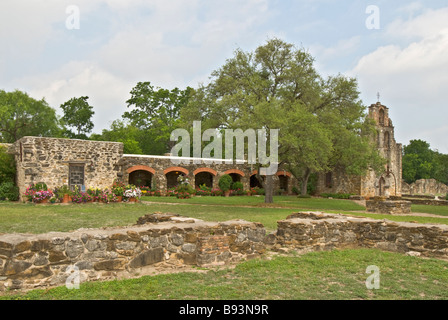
0;214;266;292
3;211;448;293
276;212;448;258
366;197;412;214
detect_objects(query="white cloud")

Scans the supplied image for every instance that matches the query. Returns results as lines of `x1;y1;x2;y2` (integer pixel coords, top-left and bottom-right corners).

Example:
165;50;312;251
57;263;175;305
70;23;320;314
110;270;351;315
5;0;273;133
350;6;448;153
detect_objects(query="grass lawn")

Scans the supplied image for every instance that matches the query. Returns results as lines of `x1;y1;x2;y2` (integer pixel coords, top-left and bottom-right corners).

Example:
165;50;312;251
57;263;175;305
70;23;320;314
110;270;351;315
1;196;448;234
2;197;448;301
2;248;448;300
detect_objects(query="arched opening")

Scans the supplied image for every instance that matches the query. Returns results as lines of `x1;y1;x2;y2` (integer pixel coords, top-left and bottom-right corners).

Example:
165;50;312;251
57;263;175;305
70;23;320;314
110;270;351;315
129;170;153;188
195;172;213;189
229;173;242;183
379;177;386;196
166;171;185;189
278;175;289;192
379;109;385;126
384;131;390;149
250;174;263;188
325;172;333;188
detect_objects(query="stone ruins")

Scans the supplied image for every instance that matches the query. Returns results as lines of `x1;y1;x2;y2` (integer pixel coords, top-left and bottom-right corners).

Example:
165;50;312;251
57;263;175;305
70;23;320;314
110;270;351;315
2;212;448;292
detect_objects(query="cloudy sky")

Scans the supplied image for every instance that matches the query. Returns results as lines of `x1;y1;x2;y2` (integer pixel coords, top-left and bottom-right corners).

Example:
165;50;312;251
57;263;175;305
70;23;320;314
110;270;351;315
1;0;447;153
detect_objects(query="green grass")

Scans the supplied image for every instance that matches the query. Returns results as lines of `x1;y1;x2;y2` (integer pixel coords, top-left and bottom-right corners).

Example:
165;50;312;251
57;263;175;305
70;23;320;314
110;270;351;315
2;248;448;300
2;196;448;234
2;197;448;300
411;204;448;216
141;195;365;211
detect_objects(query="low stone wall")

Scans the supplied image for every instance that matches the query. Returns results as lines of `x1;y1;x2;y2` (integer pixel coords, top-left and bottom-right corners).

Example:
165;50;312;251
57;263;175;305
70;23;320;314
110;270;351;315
390;196;448;206
4;211;448;293
402;179;448;196
0;215;266;292
276;212;448;258
366;198;412;214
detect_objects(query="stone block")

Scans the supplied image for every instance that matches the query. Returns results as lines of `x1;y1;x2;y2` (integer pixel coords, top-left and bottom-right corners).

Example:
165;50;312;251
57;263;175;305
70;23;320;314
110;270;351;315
129;248;164;268
93;259;126;271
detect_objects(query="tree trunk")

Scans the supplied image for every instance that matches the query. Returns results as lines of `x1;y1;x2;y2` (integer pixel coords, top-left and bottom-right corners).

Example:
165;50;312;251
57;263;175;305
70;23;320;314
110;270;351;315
300;168;311;196
264;174;274;203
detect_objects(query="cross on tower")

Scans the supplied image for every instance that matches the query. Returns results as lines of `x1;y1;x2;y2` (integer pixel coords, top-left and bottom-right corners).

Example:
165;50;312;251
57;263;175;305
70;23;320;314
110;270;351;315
377;92;380;102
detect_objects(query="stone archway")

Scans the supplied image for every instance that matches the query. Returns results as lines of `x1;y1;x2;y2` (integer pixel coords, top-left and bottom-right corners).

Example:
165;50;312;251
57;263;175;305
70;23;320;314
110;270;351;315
193;168;217;189
164;167;189;190
224;169;245;183
250;175;263;188
127;165;156;188
129;170;153;188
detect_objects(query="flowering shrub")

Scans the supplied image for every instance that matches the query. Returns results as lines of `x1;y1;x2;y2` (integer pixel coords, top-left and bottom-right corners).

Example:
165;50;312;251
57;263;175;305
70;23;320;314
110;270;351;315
177;175;190;185
23;184;54;203
87;187;101;201
211;188;223;196
31;190;54;203
112;179;125;197
195;184;211;196
195;189;211;196
176;191;192;199
166;188;177;197
72;192;91;204
100;188;117;203
123;184;142;200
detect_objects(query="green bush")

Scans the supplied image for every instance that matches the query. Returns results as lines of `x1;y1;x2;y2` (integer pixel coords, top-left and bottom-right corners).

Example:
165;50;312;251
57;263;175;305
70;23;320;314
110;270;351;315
0;181;19;201
0;145;16;183
175;183;195;195
218;174;233;192
320;193;353;199
292;186;299;195
231;181;244;191
34;182;48;191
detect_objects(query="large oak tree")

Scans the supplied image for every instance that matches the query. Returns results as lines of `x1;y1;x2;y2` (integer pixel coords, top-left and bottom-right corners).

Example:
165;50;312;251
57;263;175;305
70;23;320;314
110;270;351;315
181;38;384;202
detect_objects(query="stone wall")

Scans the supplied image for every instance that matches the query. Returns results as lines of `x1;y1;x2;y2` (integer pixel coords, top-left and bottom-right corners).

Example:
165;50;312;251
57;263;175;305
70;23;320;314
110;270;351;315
275;212;448;258
402;179;448;196
0;215;266;291
366;198;412;214
119;155;298;193
10;136;123;198
3;211;448;292
8;136;298;197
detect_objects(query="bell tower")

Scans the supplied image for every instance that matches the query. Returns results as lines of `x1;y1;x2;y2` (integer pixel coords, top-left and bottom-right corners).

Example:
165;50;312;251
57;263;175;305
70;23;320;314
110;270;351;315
367;100;402;197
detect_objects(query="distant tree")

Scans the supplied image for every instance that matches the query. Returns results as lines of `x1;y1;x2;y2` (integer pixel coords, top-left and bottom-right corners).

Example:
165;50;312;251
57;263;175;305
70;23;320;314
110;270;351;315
60;96;95;139
433;152;448;185
91;120;143;155
403;139;448;184
0;145;15;183
402;140;435;183
0;90;61;142
123;82;193;154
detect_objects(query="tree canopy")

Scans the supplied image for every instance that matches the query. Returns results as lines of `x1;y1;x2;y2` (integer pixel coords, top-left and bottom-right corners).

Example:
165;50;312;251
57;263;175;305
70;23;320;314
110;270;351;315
123;82;194;154
403;139;448;185
181;38;384;201
60;96;95;139
0;90;61;142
